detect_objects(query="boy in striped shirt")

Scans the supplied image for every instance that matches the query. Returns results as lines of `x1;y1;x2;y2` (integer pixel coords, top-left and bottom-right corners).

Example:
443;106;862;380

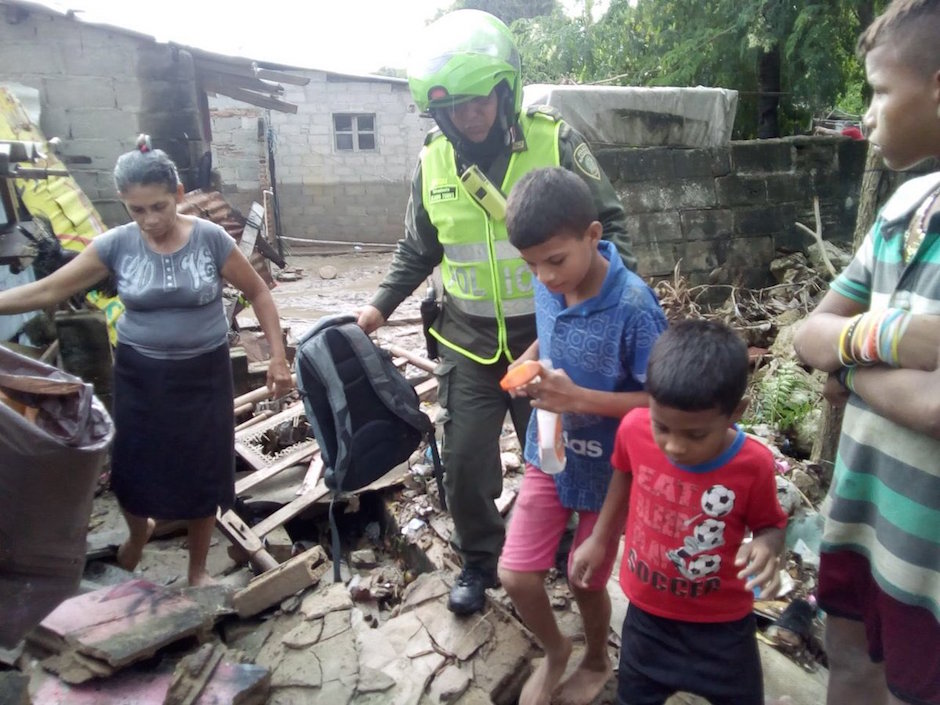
794;2;940;703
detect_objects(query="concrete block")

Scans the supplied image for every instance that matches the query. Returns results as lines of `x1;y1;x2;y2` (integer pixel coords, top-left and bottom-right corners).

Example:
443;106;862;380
618;181;672;213
716;174;767;207
624;211;683;245
672;147;732;178
674;178;717;209
632;241;683;278
605;147;676;182
733;204;797;237
66;108;140;140
0;39;67;74
791;135;839;173
41;76;117;109
680;208;734;242
731;139;792;173
763;172;813;205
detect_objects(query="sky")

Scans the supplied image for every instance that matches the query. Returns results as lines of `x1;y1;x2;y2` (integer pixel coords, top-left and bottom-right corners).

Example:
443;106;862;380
36;0;455;75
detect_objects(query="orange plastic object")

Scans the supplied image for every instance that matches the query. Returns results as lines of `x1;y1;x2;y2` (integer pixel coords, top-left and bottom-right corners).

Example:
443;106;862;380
499;359;543;391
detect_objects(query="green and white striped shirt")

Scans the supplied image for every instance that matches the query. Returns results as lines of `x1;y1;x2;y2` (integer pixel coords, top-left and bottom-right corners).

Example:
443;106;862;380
828;172;940;619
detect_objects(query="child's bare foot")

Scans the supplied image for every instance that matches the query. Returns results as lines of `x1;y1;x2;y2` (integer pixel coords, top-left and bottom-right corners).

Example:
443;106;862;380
519;637;572;705
554;654;613;705
116;518;155;571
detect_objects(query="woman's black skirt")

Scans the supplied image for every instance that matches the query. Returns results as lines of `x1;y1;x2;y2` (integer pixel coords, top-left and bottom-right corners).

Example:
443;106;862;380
110;343;235;520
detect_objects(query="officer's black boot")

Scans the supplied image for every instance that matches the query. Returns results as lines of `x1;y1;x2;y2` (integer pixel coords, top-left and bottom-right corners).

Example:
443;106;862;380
447;565;498;615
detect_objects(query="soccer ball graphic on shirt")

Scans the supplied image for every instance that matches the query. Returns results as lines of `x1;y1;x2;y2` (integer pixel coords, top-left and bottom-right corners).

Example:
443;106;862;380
691;518;726;551
701;484;736;518
685;554;722;580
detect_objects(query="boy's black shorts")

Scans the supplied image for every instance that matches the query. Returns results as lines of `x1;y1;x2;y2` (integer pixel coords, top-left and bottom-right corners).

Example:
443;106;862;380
617;604;763;705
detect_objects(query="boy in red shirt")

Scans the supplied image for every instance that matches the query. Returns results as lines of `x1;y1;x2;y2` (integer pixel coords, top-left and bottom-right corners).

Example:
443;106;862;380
572;319;786;705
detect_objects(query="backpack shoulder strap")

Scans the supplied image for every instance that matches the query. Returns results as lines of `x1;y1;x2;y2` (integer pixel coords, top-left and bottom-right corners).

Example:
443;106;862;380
340;323;433;435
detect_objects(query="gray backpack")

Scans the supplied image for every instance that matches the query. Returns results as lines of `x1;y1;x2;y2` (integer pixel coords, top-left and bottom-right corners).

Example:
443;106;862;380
295;315;444;580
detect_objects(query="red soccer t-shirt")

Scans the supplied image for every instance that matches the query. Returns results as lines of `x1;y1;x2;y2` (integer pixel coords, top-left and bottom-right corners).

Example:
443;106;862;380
612;408;787;622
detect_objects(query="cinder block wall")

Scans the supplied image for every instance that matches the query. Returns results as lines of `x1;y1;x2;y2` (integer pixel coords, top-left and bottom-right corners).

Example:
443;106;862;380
0;4;207;227
598;137;936;287
209;75;431;243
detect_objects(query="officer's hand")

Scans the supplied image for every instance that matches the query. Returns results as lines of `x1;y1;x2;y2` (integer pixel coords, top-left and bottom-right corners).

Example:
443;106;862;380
356;305;386;335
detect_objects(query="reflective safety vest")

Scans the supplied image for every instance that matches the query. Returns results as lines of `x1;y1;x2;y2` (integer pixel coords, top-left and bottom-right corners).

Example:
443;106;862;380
421;112;562;363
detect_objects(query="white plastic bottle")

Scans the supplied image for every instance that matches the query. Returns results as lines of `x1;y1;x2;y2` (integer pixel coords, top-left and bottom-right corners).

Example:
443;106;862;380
535;360;566;475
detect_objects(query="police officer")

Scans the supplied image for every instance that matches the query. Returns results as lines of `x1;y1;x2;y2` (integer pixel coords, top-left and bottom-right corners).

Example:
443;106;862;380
357;9;634;615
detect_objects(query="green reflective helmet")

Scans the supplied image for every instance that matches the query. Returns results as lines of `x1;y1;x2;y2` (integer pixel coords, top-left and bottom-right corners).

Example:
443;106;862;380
407;9;522;117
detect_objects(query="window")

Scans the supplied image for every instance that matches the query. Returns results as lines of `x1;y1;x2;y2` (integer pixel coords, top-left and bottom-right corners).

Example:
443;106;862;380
333;113;376;152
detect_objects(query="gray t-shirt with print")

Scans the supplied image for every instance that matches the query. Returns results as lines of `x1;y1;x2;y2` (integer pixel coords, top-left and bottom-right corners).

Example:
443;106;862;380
92;218;236;359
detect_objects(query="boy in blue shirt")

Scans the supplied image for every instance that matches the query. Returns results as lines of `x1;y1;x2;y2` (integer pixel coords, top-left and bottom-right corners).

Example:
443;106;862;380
499;167;667;705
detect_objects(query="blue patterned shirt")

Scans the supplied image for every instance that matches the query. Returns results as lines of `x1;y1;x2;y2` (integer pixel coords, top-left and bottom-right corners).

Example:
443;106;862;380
523;240;667;511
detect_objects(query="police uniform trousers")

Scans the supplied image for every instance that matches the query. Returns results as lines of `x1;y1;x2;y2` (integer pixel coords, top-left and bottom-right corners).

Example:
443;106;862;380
435;347;532;574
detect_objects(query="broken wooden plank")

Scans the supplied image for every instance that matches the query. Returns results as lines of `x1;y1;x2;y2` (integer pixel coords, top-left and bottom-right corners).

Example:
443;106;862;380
232;375;296;411
249;480;330;539
163;642;225;705
234;445;316;495
383;344;437;374
232;546;330;618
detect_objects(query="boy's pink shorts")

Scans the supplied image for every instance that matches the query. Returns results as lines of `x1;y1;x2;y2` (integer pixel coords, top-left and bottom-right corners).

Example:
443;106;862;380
500;463;621;591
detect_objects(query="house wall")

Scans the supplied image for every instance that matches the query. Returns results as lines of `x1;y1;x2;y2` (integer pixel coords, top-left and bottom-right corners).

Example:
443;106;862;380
0;4;207;226
208;74;432;243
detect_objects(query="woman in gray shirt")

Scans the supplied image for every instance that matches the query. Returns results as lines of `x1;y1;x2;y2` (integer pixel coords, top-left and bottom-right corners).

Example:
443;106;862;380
0;136;292;586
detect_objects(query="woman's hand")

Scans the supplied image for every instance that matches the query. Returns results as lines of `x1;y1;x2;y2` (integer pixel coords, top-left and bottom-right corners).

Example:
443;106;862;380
267;357;293;398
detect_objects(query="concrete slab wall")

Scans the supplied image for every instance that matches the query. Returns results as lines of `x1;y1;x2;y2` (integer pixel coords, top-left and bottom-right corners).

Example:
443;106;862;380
208;76;431;243
600;138;935;287
0;4;207;227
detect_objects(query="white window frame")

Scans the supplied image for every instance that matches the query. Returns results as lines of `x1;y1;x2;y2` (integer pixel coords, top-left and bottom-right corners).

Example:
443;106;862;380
333;113;376;152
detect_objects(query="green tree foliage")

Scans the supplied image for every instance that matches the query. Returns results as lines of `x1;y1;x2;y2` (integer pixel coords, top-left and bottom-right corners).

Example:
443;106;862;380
440;0;560;25
512;0;889;138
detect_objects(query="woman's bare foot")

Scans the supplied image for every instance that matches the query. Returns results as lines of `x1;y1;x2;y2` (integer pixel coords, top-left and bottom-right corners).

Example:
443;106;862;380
116;518;155;571
187;571;217;587
519;637;573;705
554;654;613;705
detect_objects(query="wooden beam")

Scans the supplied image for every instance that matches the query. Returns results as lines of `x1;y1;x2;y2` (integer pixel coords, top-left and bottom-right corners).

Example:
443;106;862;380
192;55;309;86
251;478;329;538
234;444;316;495
199;69;284;95
201;81;298;114
232;546;329;618
255;67;310;86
